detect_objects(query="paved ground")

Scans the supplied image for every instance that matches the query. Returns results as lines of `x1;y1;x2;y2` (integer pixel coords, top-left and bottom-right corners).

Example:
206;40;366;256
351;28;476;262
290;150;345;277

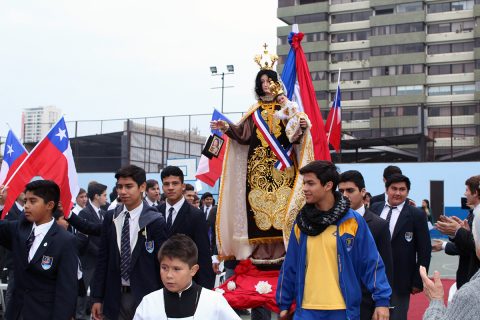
239;248;459;319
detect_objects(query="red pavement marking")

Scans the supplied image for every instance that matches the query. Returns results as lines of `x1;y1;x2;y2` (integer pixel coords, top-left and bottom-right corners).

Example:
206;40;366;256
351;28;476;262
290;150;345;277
407;279;455;320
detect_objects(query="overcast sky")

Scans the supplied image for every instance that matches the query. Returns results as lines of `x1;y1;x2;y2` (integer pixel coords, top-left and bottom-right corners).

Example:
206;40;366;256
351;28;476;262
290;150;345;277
0;0;287;139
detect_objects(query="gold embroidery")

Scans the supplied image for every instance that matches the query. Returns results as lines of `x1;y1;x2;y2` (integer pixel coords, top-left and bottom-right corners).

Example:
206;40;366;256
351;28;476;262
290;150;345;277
247;144;295;231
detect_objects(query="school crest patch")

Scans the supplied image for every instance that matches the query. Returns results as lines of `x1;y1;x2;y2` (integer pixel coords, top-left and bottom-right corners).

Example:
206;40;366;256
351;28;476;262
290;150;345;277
145;240;154;253
41;255;53;270
405;232;413;242
345;237;354;251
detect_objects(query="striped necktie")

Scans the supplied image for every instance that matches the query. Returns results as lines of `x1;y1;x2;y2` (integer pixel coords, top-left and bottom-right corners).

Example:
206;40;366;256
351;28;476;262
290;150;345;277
167;207;174;230
120;212;131;282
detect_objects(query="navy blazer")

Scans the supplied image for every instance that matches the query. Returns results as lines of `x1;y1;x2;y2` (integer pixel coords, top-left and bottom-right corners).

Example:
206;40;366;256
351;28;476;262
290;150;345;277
77;202;105;269
91;203;167;320
360;208;394;320
370;193;385;206
158;201;216;289
0;215;78;320
370;201;432;295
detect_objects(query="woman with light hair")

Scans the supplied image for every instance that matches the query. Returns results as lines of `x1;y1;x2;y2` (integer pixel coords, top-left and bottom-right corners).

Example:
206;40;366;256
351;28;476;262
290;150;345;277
420;213;480;319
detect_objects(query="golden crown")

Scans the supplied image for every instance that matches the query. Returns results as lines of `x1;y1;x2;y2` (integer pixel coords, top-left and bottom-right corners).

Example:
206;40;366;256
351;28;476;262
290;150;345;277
269;80;284;97
254;43;278;70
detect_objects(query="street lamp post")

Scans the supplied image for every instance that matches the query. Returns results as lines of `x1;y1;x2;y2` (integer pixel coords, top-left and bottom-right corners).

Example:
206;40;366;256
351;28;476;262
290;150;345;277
210;65;234;113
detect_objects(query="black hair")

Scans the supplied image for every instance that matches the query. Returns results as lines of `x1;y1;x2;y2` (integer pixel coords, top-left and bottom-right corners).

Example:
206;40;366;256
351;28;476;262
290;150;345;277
299;161;339;192
339;170;366;190
109;186;118;203
201;192;213;200
254;69;279;98
158;234;198;268
160;166;184;184
77;188;86;196
185;183;195;191
383;165;402;180
24;180;60;213
87;182;108;201
422;199;430;209
115;165;146;187
146;179;159;190
385;174;411;191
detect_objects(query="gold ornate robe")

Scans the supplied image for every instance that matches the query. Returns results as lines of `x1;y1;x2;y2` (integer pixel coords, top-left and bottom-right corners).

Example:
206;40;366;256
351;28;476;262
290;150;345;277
216;100;315;262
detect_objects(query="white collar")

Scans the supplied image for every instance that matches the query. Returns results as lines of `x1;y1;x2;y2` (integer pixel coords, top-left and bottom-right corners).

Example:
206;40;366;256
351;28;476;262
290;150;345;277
385;200;406;212
33;218;55;237
121;201;143;220
15;201;24;212
354;205;366;217
166;197;185;213
145;197;157;207
89;199;100;213
473;203;480;217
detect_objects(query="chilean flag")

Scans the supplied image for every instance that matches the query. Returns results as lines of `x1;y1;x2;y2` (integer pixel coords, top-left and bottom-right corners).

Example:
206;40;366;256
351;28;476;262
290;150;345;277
281;30;331;161
195;109;230;187
325;84;342;153
2;117;79;217
0;130;28;218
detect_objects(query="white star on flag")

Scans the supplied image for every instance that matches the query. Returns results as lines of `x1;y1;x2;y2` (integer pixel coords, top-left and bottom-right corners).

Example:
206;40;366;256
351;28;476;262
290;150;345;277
6;145;14;156
55;128;67;141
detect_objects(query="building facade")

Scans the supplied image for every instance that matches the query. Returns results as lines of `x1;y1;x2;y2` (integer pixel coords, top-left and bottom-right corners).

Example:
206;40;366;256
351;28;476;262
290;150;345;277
277;0;480;161
22;106;62;143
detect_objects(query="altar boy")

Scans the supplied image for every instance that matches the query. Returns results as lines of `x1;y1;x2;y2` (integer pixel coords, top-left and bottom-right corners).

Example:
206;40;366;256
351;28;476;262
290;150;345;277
134;234;240;320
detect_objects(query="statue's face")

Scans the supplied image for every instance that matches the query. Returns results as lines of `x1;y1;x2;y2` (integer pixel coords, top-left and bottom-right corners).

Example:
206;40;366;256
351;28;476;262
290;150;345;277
261;74;270;94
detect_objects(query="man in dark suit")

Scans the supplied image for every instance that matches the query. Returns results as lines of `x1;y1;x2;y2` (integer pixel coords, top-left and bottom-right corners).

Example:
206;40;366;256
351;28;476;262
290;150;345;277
370;165;403;206
0;180;78;320
433;175;480;289
339;170;394;320
2;193;25;314
157;166;216;289
88;165;168;320
370;174;431;320
76;182;107;319
200;192;220;274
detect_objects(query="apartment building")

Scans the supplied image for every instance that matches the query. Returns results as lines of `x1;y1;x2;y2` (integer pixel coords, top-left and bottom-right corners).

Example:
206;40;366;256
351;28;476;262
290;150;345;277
277;0;480;161
22;106;61;143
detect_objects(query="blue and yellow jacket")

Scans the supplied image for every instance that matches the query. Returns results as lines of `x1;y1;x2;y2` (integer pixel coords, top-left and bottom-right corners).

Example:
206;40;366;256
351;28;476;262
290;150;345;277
276;208;391;320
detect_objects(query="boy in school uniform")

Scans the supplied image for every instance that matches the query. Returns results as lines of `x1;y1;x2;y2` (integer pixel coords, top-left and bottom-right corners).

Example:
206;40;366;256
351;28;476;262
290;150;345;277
90;165;168;320
0;180;78;320
133;234;240;320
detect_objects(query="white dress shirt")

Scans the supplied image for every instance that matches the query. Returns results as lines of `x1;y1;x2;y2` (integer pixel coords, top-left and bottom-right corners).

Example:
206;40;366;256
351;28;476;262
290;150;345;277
15;201;24;212
145;197;158;207
380;201;406;236
354;205;366;217
89;200;102;220
165;197;185;225
474;203;480;217
114;202;143;286
28;218;55;262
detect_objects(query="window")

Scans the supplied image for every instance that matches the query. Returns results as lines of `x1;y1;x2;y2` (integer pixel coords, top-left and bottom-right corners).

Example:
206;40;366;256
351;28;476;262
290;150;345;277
299;0;327;4
331;70;370;82
452;84;475;94
332;90;370;100
428;42;474;54
428;86;451;95
375;6;394;15
371;43;424;56
452;105;478;116
304;32;327;42
331;30;370;42
295;12;328;24
310;71;327;81
316;91;328;100
372;87;396;96
397;2;423;13
428;106;451;117
278;0;295;7
330;50;370;62
397;85;423;95
342;109;371;121
305;51;328;61
278;35;288;46
332;11;371;23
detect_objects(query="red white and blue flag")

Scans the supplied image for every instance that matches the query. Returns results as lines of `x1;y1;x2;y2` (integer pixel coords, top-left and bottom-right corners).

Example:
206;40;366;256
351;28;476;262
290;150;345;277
0;130;28;187
281;31;331;161
325;84;342;153
195;109;230;187
2;117;79;217
0;130;28;218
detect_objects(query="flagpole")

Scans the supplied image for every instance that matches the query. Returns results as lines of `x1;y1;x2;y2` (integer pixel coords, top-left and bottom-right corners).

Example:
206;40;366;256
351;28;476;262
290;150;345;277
2;116;65;188
327;68;341;142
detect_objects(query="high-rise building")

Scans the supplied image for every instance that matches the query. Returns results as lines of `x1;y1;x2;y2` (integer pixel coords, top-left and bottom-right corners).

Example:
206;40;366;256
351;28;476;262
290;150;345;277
277;0;480;162
22;106;62;143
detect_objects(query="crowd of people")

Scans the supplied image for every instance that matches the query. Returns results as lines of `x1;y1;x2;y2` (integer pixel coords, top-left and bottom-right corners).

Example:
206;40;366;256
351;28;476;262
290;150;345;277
0;60;478;320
